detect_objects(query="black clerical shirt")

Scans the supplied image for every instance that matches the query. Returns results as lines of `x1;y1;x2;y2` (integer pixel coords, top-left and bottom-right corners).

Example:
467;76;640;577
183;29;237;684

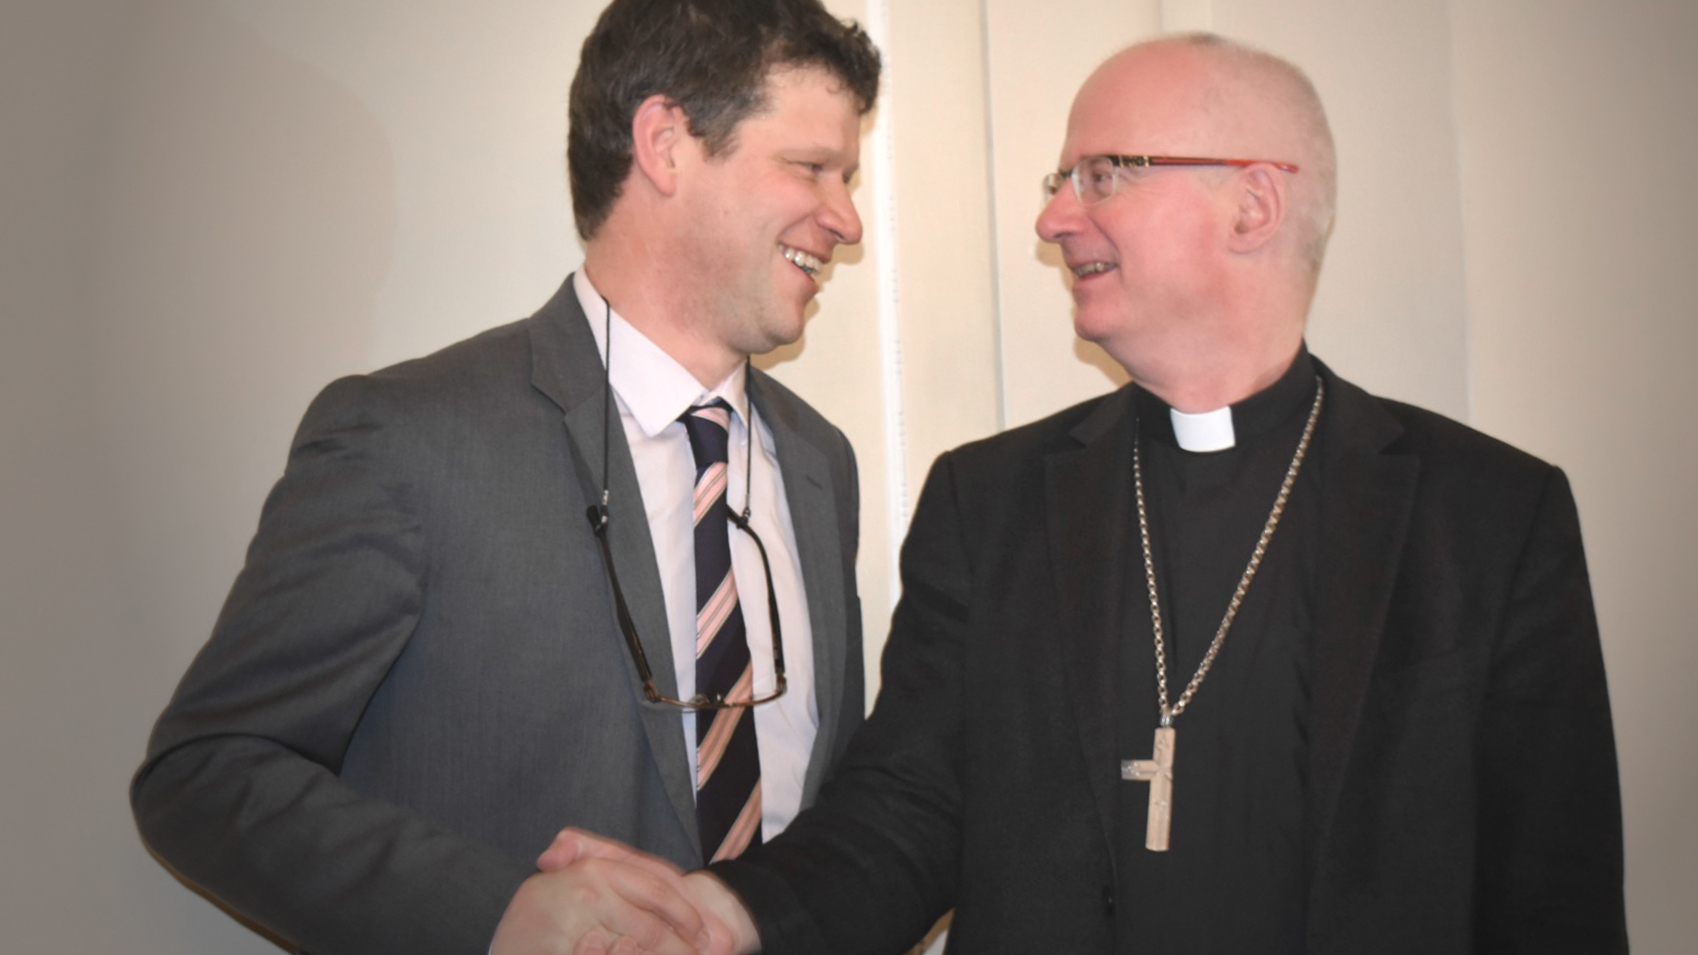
1114;351;1322;954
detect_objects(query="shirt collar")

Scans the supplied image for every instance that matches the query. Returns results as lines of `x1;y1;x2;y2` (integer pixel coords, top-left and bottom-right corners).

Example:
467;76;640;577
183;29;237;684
1170;406;1236;453
573;270;749;438
1134;346;1317;453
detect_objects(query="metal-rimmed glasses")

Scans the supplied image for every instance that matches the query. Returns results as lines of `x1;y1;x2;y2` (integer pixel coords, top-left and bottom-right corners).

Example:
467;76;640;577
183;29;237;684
586;295;787;711
1043;154;1300;205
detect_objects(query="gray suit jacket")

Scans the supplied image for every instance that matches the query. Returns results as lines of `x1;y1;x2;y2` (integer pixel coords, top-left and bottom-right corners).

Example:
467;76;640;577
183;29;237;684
131;275;864;955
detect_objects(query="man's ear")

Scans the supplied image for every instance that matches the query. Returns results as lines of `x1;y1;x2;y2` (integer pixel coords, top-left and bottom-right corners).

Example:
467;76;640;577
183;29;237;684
1226;165;1286;254
630;94;689;197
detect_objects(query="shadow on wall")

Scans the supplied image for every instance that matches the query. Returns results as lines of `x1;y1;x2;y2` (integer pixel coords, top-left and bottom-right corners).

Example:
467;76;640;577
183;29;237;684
3;0;404;949
76;0;395;946
92;0;398;676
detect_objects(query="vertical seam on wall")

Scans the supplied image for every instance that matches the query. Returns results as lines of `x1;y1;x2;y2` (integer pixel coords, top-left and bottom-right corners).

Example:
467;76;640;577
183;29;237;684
866;0;907;607
978;0;1008;433
1439;0;1475;425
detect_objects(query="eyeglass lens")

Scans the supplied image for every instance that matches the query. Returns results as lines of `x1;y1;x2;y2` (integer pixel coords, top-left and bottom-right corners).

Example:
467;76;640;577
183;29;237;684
1042;156;1124;205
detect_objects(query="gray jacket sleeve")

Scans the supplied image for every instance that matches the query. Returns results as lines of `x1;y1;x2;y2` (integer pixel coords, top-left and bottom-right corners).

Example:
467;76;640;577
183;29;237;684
131;375;530;955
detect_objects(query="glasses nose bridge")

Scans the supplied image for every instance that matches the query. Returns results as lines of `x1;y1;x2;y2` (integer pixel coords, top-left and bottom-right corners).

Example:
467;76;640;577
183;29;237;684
1067;165;1089;204
1043;167;1088;205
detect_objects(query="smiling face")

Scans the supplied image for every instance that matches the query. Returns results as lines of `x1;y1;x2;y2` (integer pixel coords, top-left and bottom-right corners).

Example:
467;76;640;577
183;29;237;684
1034;44;1245;375
670;65;864;370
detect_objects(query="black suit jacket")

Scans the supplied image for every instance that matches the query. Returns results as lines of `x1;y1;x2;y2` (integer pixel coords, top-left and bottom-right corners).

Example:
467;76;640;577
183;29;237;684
715;360;1625;954
131;276;864;955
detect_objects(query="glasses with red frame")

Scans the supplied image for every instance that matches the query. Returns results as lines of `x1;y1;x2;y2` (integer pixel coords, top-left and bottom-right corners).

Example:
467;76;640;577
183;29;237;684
1043;154;1300;205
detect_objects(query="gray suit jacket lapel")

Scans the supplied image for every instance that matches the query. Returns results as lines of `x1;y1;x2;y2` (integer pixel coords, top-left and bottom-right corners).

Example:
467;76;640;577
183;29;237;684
748;371;849;807
527;277;700;857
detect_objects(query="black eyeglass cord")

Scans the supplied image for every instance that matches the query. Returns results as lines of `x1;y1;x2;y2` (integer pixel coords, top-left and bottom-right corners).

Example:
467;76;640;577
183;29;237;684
585;291;785;709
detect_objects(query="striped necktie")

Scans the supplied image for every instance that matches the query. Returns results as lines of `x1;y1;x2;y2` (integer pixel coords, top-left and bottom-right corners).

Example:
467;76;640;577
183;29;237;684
679;399;763;862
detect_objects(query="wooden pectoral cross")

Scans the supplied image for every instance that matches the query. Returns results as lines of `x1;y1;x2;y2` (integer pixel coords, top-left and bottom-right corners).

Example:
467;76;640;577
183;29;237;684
1120;726;1176;852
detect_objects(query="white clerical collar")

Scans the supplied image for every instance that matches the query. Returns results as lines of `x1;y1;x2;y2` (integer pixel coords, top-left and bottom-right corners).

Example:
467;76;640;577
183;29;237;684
1170;406;1236;453
573;270;748;438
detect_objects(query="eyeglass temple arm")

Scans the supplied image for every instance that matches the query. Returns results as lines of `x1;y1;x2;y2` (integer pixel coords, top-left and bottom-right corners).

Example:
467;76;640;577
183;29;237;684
1135;156;1301;173
589;503;667;703
729;508;787;695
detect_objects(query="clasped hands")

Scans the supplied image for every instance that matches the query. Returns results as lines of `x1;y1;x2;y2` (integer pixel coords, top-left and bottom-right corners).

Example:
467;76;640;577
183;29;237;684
490;828;760;955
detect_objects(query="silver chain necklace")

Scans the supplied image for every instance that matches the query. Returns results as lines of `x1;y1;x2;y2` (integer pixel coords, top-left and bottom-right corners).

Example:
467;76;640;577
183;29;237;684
1121;376;1324;851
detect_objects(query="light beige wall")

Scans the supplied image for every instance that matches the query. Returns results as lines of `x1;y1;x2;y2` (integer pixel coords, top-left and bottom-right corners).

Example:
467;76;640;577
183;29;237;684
876;0;1001;543
1450;1;1698;949
1215;0;1472;420
984;0;1158;428
2;0;1693;950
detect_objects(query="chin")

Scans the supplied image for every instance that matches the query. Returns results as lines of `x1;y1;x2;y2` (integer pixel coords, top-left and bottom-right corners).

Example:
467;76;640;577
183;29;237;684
771;319;808;349
749;313;807;354
1071;309;1122;346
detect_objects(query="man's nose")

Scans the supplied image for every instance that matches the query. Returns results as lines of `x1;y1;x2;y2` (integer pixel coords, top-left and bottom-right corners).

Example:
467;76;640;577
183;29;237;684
820;179;863;246
1035;185;1083;242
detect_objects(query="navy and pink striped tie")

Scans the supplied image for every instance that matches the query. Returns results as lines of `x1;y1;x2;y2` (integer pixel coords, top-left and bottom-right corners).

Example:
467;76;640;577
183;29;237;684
680;400;762;862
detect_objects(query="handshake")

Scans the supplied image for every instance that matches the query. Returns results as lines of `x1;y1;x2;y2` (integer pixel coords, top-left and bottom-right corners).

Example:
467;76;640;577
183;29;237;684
490;829;762;955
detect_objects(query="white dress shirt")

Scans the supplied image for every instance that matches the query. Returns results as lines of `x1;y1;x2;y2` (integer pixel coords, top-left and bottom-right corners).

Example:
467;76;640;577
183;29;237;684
574;271;818;842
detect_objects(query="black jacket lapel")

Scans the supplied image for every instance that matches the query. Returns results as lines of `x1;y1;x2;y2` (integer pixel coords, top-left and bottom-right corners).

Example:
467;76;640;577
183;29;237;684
1046;387;1138;854
1305;362;1420;874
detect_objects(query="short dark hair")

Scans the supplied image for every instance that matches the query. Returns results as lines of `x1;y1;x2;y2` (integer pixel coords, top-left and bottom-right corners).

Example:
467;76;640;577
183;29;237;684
568;0;881;240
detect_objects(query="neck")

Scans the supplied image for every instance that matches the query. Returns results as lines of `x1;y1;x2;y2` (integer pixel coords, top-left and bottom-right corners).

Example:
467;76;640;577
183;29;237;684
1115;283;1307;411
1132;341;1303;413
1125;269;1314;410
583;241;743;388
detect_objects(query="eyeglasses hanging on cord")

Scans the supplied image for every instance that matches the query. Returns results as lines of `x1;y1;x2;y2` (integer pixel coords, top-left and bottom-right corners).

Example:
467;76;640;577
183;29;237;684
584;293;787;709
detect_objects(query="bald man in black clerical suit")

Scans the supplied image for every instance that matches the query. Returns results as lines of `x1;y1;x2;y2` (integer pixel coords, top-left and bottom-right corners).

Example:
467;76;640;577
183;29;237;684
536;31;1626;955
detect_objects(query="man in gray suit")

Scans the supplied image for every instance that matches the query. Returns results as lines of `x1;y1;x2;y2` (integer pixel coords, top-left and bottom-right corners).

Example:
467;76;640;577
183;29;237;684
130;2;880;953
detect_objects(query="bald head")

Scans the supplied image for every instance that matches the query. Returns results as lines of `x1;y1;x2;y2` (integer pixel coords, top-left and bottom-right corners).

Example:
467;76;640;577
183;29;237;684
1078;34;1337;273
1036;33;1338;409
1183;34;1336;271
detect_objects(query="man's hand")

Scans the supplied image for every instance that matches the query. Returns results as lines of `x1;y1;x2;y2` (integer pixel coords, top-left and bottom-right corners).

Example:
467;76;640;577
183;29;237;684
680;871;760;955
491;829;721;955
529;829;760;955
